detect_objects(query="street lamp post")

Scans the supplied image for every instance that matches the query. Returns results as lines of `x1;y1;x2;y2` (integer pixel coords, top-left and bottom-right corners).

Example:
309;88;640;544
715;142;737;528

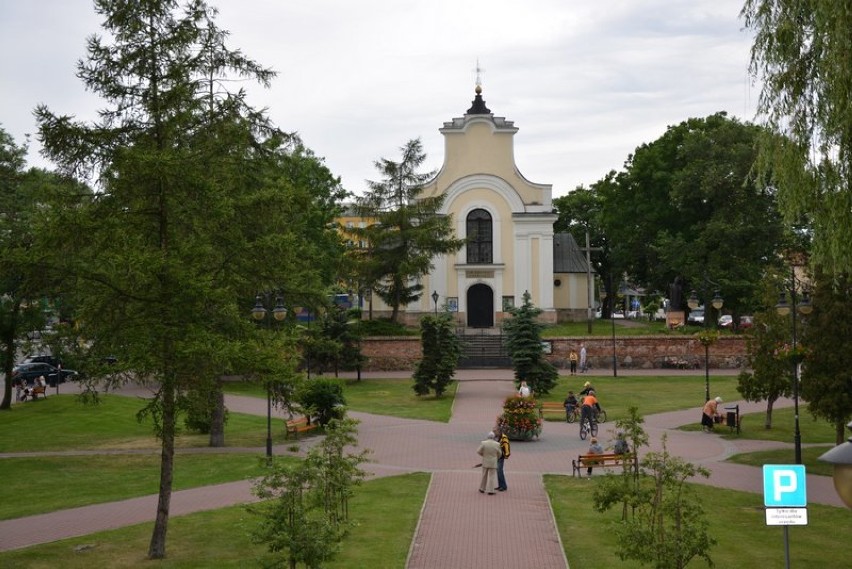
818;420;852;509
252;293;287;459
688;285;723;402
599;286;617;377
775;267;812;465
431;290;439;315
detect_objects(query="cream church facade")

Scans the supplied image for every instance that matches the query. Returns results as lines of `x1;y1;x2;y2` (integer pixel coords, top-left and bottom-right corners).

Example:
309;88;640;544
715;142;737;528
367;85;592;328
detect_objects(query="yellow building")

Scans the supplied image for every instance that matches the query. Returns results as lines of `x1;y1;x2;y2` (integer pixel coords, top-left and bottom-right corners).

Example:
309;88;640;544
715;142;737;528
356;84;592;328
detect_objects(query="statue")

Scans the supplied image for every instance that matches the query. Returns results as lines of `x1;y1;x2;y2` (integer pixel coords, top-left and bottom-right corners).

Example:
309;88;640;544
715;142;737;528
669;276;684;311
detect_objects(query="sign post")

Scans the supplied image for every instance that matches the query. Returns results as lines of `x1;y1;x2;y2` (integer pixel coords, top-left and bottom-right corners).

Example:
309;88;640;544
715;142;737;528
763;465;807;568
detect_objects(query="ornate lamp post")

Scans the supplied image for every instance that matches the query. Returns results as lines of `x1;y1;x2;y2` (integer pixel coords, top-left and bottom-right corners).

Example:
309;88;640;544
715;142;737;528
252;294;287;458
818;421;852;509
688;287;723;402
775;268;812;465
599;285;617;377
431;290;439;315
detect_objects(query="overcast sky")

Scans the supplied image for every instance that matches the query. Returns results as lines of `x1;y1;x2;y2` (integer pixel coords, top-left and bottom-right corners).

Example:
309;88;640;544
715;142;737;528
1;0;758;198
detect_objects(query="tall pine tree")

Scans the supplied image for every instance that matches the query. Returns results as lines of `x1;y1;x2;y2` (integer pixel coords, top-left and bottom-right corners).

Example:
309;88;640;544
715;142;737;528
354;138;463;323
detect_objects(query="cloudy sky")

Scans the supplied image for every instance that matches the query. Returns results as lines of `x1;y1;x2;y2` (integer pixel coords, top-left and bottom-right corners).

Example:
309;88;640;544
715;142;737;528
1;0;759;197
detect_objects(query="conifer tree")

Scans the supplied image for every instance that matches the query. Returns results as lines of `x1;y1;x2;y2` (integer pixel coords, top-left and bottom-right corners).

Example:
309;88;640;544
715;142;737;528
35;0;343;557
353;139;464;323
502;291;558;396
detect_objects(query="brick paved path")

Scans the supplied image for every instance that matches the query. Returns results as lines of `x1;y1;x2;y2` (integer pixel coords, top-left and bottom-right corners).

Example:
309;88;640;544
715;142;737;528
0;368;846;564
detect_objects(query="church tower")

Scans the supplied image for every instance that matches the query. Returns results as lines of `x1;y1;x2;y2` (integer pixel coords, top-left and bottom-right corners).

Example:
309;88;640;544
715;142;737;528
418;83;558;328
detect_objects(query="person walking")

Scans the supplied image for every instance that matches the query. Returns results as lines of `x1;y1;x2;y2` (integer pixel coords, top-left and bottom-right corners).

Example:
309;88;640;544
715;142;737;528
579;343;587;373
518;380;531;397
496;429;511;492
477;432;502;495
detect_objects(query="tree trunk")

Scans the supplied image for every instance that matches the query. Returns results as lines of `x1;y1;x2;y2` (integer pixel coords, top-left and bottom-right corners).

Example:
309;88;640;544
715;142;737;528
209;382;225;447
764;397;775;429
148;377;176;559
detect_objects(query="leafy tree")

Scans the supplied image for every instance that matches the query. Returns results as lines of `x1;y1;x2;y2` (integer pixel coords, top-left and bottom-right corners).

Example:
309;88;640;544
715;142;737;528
743;0;852;274
353;138;464;323
594;436;716;569
35;0;340;558
800;270;852;444
598;113;787;317
251;418;368;569
0;129;76;410
413;312;461;397
503;291;558;396
736;275;795;429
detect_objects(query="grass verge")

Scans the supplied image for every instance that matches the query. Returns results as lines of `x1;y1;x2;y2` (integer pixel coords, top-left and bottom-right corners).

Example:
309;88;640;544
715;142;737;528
538;374;743;422
0;472;430;569
0;453;291;520
223;377;458;422
0;395;293;453
546;474;851;569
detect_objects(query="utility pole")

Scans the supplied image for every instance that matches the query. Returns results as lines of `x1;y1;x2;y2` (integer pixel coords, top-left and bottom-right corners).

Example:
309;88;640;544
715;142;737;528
581;230;603;334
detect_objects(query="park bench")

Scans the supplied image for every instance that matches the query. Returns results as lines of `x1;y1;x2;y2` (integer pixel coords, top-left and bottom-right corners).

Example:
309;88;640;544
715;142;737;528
539;402;568;420
29;385;47;400
572;452;635;477
285;416;317;439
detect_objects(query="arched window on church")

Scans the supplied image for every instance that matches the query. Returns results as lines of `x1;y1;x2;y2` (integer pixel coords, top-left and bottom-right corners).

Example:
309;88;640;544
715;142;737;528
466;209;492;264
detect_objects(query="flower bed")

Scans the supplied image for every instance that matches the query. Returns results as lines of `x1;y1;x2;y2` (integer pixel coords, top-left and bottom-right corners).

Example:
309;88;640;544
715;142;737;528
496;395;542;441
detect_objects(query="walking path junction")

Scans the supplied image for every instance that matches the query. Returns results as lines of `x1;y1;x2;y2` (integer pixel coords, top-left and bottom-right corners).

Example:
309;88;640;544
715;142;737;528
0;369;846;567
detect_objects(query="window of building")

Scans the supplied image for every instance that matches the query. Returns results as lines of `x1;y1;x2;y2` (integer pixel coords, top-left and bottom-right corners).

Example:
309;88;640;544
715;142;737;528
466;209;492;264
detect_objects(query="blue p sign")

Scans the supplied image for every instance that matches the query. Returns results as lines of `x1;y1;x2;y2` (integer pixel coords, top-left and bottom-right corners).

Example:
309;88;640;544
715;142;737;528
763;465;807;507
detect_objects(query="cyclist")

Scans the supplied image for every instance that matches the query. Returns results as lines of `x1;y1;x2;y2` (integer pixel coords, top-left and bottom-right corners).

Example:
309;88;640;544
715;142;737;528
563;390;578;422
580;389;599;431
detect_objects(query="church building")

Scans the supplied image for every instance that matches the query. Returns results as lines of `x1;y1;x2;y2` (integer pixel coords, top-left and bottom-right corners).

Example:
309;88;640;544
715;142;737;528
365;83;592;328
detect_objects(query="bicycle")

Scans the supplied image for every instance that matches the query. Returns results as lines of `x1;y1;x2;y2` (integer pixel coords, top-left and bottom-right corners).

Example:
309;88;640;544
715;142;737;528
570;405;607;424
579;415;599;440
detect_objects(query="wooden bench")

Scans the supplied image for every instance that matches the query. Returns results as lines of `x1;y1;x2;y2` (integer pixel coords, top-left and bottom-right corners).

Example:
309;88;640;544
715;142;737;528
572;453;635;477
29;385;47;401
539;402;568;419
285;416;317;439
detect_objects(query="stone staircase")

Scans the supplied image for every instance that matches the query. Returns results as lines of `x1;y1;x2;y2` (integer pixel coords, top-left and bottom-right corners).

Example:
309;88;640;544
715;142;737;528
457;331;511;368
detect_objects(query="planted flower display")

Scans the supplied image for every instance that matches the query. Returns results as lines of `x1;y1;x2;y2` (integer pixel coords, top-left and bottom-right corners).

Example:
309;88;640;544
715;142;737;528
496;394;542;441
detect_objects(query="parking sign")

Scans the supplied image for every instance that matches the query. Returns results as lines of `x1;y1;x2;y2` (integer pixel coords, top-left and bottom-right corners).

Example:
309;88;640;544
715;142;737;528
763;465;807;508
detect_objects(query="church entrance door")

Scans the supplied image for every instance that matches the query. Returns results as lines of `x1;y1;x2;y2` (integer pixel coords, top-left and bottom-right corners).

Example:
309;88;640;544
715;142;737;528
467;284;494;328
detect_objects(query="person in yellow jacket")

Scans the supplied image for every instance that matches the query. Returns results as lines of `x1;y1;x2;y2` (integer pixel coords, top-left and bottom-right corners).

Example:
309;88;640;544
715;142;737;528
496;429;511;491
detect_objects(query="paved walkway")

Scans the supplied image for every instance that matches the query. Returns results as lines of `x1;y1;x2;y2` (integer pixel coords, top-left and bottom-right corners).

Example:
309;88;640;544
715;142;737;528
0;369;846;568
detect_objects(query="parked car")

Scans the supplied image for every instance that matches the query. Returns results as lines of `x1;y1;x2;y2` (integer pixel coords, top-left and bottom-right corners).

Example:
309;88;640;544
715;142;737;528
738;315;754;330
11;362;78;387
21;354;62;368
687;309;704;325
718;315;734;328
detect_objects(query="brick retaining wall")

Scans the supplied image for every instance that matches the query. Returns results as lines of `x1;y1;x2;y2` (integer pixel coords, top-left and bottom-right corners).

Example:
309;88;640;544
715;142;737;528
361;336;747;372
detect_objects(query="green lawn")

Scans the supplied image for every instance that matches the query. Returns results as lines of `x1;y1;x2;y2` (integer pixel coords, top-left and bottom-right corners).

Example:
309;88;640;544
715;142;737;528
538;374;743;422
546;474;851;569
0;472;430;569
0;395;290;453
0;453;287;520
223;376;458;422
542;319;744;337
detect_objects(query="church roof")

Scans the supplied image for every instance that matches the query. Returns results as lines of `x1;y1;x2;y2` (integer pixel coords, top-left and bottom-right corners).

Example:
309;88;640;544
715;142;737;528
466;85;491;115
553;233;591;273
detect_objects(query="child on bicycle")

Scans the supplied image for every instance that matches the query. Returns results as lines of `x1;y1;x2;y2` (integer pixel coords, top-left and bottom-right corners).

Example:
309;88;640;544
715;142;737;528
563;391;578;422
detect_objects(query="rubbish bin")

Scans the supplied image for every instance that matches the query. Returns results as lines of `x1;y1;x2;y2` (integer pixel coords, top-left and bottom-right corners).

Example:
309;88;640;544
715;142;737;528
724;405;740;434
